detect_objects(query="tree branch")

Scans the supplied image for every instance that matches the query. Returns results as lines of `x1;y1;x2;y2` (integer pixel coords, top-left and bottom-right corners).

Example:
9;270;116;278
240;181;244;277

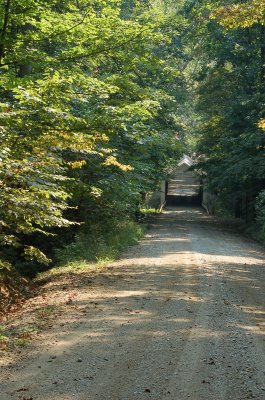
58;27;150;63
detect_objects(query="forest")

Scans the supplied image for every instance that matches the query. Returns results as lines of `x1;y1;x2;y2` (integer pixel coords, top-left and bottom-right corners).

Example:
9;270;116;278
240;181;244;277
0;0;264;283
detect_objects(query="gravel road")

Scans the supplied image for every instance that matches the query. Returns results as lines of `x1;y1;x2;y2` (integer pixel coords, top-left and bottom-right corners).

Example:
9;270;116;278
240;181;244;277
1;207;265;400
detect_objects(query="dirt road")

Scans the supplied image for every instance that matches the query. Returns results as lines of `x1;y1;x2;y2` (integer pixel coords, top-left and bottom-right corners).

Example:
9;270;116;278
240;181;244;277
1;207;265;400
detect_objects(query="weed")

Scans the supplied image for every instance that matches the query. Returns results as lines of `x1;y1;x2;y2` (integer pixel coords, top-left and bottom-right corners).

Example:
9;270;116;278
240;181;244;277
54;220;145;269
0;325;9;349
14;338;30;347
0;326;38;350
140;207;161;215
36;305;57;319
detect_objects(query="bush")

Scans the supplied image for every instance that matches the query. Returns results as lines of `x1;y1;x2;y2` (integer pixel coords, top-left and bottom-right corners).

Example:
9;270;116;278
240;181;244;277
255;190;265;242
56;219;145;266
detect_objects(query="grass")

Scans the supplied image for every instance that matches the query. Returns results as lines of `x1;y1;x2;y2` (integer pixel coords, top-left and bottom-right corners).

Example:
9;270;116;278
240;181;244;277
0;325;37;350
36;305;57;318
0;304;61;352
39;261;97;278
140;207;161;215
39;219;145;278
0;326;9;350
14;338;30;347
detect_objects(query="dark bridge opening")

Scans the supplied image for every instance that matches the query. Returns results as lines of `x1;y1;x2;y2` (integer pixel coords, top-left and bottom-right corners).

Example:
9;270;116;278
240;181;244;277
165;166;201;207
166;193;202;206
163;155;201;208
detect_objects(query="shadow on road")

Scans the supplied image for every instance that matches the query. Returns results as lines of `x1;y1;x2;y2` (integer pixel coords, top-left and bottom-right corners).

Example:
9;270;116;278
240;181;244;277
1;207;265;400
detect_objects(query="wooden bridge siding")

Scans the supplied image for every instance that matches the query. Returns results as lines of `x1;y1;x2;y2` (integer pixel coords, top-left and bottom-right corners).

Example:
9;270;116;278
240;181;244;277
167;167;200;197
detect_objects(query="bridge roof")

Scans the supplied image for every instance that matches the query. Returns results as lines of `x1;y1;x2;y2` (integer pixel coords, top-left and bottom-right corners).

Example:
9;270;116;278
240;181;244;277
167;155;199;197
177;154;194;167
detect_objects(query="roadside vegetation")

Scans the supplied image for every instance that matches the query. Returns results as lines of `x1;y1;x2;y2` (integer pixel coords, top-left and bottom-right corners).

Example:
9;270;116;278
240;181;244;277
56;220;145;267
183;0;265;237
0;1;183;282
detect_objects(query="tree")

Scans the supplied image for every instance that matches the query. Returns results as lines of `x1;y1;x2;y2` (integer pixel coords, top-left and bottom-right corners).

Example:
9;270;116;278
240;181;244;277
0;0;183;274
179;0;265;227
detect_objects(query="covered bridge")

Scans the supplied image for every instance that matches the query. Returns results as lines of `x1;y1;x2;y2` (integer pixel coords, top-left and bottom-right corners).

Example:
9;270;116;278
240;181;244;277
161;155;201;206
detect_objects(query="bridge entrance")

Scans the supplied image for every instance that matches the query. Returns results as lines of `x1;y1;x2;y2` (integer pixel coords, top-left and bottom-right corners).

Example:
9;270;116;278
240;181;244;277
163;155;201;207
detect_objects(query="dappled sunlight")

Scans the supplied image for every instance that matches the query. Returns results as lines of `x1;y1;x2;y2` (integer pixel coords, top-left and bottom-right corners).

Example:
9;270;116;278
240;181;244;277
196;253;264;265
164;208;203;215
239;307;265;316
143;237;190;243
2;207;265;400
108;290;147;298
233;324;264;336
187;328;227;339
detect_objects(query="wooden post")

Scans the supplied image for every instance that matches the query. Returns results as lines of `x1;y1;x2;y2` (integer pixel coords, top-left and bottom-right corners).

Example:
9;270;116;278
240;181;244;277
160;181;166;208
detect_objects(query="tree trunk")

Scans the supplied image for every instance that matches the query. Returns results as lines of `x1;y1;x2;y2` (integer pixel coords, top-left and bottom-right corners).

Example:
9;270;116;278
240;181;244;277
18;64;32;77
260;25;265;86
0;0;11;64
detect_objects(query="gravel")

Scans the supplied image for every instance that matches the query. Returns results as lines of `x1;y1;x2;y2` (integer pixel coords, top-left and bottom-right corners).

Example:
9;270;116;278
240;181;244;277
0;207;264;400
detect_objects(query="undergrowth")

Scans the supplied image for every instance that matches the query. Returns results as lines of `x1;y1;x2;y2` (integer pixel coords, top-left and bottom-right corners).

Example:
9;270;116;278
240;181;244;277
140;207;161;215
0;272;32;320
53;219;145;272
1;219;145;317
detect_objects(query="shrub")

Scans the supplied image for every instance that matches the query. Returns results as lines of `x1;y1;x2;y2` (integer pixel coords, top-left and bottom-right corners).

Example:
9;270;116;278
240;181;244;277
56;219;144;266
255;190;265;242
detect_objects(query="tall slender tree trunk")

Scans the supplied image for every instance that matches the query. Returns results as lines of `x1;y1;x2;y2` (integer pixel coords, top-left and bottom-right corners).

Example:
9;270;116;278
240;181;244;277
260;25;265;86
17;23;34;77
0;0;11;64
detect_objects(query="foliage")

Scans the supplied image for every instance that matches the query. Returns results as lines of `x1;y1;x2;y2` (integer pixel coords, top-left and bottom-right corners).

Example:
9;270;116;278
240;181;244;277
140;207;161;215
56;219;145;266
182;0;265;236
4;0;264;280
0;0;184;275
255;190;265;238
212;0;265;28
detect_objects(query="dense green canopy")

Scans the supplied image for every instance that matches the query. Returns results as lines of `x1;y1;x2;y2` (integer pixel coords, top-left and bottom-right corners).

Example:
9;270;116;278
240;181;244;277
184;0;265;230
0;0;184;273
